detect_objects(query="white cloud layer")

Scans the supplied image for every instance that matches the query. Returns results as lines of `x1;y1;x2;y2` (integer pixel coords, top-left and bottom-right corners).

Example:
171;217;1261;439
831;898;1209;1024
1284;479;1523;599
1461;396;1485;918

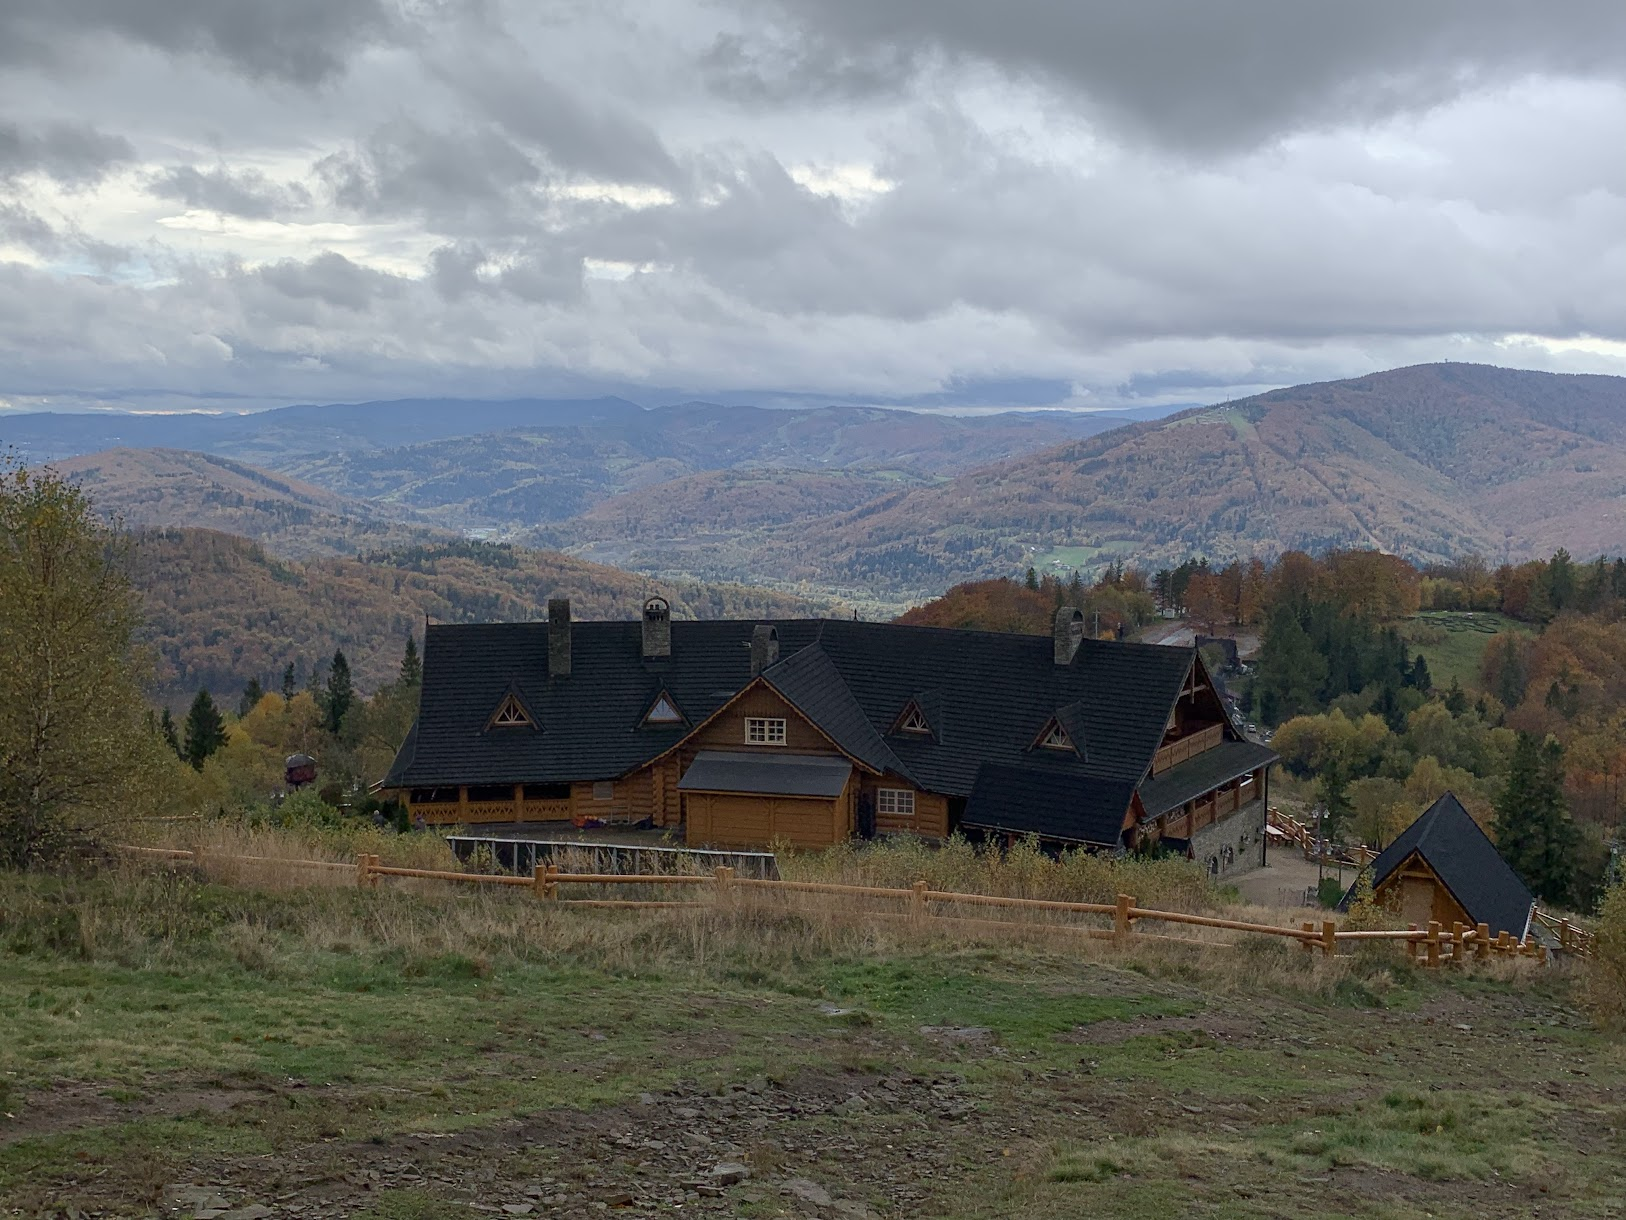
0;0;1623;411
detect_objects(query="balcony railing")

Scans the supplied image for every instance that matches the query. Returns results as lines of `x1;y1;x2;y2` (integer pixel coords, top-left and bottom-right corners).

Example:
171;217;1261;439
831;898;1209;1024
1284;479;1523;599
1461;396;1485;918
1150;722;1224;775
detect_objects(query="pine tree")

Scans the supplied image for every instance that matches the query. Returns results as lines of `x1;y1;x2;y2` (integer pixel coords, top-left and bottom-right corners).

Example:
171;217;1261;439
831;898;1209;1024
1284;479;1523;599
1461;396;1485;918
400;635;422;687
1408;653;1432;692
1316;762;1354;845
1493;732;1579;905
1253;605;1327;725
324;649;354;735
159;708;182;758
281;662;297;701
183;690;226;771
1443;679;1469;716
239;677;264;718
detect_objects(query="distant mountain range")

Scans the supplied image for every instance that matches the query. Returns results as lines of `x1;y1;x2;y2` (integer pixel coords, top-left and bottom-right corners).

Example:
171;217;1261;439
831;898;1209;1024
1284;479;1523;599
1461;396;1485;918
774;363;1626;595
17;363;1626;614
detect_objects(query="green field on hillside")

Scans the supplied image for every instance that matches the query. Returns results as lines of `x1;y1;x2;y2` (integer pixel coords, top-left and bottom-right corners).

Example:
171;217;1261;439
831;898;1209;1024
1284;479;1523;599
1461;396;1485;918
3;870;1622;1219
1404;611;1537;694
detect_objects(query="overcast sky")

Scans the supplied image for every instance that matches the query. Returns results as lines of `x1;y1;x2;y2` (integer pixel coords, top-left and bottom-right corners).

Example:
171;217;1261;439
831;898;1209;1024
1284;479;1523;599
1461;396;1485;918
2;0;1624;413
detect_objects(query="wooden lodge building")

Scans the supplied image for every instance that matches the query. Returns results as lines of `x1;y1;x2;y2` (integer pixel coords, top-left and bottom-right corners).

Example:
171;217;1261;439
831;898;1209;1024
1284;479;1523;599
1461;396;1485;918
382;598;1277;866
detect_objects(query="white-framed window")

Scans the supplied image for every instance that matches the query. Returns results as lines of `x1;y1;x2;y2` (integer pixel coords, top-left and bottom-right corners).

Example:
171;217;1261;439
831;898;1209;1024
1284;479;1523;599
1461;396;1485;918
897;705;931;734
1039;722;1071;750
876;788;915;818
745;717;786;745
645;695;683;724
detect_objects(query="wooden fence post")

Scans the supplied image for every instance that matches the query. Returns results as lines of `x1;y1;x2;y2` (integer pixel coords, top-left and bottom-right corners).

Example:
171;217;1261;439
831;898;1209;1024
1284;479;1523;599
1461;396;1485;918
1407;925;1420;961
1451;922;1465;964
1321;920;1337;958
1425;921;1442;968
1475;923;1490;961
1115;894;1134;943
911;880;928;923
533;863;559;901
1300;921;1315;954
714;866;735;901
356;853;371;888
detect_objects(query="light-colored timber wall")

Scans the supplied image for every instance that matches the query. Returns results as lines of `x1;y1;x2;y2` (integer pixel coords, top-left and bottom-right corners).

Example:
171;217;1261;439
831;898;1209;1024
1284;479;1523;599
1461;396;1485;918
858;778;949;839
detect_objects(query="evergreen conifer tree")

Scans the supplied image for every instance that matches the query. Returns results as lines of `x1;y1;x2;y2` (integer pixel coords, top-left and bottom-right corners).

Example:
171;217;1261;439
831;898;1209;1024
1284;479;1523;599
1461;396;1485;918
238;677;264;718
183;690;225;771
1443;678;1469;716
281;662;297;701
159;707;182;758
400;635;422;687
1316;762;1354;845
1253;605;1327;725
1408;653;1432;692
1493;732;1578;905
324;649;354;735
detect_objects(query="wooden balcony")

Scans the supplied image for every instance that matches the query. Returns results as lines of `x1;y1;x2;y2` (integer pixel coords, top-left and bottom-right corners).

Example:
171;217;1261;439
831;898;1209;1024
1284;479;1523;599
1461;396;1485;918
1150;722;1224;775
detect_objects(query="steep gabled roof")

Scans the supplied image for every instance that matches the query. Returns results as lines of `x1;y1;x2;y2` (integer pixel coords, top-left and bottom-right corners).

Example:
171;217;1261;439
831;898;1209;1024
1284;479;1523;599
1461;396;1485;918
760;642;908;780
1137;740;1278;818
1339;793;1535;939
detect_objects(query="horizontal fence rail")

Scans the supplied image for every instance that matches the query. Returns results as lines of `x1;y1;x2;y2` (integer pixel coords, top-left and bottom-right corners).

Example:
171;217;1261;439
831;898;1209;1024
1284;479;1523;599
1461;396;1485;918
118;846;1573;966
443;835;781;880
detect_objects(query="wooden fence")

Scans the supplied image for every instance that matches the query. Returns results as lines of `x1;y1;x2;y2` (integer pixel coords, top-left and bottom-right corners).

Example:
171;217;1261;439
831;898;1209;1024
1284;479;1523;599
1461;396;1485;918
120;846;1560;966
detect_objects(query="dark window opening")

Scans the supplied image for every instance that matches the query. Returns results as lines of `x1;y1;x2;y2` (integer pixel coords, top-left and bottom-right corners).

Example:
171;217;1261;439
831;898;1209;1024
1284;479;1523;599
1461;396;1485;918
523;783;571;801
410;787;457;804
467;784;516;803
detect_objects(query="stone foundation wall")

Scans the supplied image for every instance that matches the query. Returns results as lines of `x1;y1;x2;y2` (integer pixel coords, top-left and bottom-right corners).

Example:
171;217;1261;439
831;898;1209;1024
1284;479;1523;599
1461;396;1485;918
1189;797;1268;878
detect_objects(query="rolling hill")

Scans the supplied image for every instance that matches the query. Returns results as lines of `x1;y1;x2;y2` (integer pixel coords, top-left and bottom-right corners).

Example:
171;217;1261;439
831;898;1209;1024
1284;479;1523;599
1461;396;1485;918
50;448;441;558
128;529;831;701
761;364;1626;596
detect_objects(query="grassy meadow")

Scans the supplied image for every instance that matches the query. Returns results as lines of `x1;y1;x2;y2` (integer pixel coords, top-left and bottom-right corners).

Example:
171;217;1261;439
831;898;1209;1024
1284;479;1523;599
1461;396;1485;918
3;843;1623;1219
1403;611;1536;693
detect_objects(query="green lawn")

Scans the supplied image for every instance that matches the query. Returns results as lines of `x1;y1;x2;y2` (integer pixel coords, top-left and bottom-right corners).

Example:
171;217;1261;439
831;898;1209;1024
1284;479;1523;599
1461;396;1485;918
3;870;1622;1218
1405;611;1536;693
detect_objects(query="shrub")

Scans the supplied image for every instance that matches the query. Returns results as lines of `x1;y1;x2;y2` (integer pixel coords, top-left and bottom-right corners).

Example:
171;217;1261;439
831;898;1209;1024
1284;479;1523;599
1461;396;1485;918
1585;884;1626;1032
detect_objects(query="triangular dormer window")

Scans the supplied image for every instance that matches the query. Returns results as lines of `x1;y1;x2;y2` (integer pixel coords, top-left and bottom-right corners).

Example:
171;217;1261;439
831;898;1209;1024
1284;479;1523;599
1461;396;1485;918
891;700;933;737
487;691;535;730
1034;717;1074;752
641;689;688;727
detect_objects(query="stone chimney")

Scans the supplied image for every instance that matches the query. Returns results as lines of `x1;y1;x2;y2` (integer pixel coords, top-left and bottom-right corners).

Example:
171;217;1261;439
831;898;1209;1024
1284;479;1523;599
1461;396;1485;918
749;624;780;677
1054;606;1084;666
548;597;571;677
642;596;671;659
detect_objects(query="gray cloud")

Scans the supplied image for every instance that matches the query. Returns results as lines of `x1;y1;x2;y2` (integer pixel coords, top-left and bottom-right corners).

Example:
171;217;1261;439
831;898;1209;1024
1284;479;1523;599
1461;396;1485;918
0;0;398;85
147;165;312;218
755;0;1626;150
255;251;407;312
0;121;132;185
699;31;919;107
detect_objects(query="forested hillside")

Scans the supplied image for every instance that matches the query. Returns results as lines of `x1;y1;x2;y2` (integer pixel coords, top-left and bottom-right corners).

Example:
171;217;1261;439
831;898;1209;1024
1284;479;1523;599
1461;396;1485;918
51;448;439;558
130;529;826;701
776;364;1626;597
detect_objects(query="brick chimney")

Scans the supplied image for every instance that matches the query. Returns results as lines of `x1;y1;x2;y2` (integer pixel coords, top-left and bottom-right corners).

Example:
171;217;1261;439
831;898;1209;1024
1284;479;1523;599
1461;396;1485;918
642;596;671;659
749;624;779;677
1054;606;1084;666
548;597;571;677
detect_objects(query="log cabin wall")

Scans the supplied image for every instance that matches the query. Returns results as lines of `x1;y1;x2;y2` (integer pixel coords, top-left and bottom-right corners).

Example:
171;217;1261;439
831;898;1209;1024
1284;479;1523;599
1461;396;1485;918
857;777;950;839
683;684;844;759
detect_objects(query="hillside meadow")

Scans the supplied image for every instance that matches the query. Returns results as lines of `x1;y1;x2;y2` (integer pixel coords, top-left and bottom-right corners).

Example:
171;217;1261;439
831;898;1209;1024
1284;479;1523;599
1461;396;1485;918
4;845;1625;1219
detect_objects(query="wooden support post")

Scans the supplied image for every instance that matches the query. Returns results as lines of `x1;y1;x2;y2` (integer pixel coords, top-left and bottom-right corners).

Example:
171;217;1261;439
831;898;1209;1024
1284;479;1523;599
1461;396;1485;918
1475;923;1490;961
533;863;560;900
356;853;371;888
1321;920;1337;958
1406;925;1419;960
1300;921;1316;953
1451;922;1465;964
1425;921;1442;968
911;880;929;923
1115;893;1134;942
1497;930;1511;955
714;866;735;900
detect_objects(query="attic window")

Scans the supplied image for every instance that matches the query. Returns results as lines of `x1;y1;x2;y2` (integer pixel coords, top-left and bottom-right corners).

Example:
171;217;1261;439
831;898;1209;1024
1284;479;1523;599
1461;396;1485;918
640;696;686;725
897;704;931;735
1037;720;1072;751
488;693;534;730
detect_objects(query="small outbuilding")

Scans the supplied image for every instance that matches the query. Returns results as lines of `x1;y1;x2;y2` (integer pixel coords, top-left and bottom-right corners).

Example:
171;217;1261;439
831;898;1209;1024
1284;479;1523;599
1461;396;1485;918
1339;792;1535;940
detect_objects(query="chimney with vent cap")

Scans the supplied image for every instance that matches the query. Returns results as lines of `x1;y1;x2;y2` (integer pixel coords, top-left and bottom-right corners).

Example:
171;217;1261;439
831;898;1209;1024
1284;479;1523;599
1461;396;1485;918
548;597;571;677
749;624;779;677
1054;606;1084;666
642;596;671;659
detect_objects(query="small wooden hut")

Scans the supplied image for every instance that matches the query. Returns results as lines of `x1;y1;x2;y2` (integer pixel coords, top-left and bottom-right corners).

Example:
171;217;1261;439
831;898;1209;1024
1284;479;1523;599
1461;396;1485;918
1340;792;1535;940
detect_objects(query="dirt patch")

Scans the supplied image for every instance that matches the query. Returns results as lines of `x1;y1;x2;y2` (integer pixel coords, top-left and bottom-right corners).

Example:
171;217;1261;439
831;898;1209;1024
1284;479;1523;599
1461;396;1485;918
0;1079;269;1147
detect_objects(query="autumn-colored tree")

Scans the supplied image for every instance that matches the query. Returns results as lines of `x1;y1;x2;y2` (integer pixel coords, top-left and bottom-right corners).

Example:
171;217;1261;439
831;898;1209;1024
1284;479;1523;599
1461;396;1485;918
1184;572;1226;633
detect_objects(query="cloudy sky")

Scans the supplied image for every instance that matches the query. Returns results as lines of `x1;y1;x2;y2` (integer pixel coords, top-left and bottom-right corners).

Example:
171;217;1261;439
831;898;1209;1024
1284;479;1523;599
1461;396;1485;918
2;0;1624;413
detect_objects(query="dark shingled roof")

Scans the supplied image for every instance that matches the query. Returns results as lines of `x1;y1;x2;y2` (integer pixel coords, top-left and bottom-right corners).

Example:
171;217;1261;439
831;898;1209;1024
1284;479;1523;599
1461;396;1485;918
963;764;1139;846
1338;793;1536;939
1136;740;1279;818
677;751;853;798
385;614;1235;845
